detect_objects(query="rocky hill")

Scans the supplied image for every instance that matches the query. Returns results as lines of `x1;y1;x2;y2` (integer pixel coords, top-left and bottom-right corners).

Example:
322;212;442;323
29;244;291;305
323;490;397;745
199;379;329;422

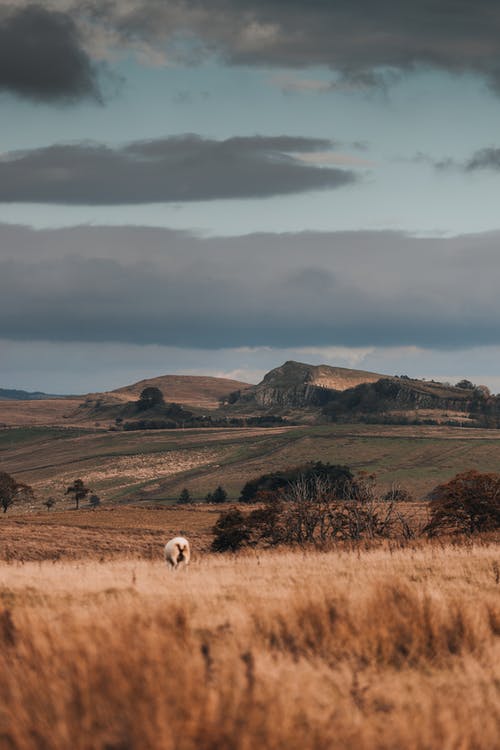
222;361;492;426
226;361;387;410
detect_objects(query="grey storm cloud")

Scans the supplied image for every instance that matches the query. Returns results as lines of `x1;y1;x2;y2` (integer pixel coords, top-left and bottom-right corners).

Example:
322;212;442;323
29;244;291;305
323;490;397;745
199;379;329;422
0;4;102;102
3;223;500;350
428;146;500;172
0;135;357;204
465;148;500;171
74;0;500;92
8;1;500;100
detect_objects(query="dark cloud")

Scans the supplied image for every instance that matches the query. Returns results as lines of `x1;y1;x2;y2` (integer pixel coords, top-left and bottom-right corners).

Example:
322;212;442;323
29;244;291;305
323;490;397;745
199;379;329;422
0;135;358;204
465;148;500;171
81;0;500;91
0;4;101;102
424;147;500;172
2;223;500;350
10;1;500;99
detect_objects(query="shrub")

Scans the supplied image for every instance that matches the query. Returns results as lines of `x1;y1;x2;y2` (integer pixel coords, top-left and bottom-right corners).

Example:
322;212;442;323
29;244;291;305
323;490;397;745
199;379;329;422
426;470;500;535
212;477;420;551
211;509;250;552
89;494;101;509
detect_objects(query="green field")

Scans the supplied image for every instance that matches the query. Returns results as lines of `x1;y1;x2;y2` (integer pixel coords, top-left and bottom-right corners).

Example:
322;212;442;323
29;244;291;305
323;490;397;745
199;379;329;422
3;422;500;509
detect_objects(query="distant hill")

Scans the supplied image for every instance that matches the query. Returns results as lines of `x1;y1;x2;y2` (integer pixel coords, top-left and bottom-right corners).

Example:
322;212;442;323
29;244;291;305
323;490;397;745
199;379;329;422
222;361;492;426
0;388;66;401
109;374;252;410
0;364;494;429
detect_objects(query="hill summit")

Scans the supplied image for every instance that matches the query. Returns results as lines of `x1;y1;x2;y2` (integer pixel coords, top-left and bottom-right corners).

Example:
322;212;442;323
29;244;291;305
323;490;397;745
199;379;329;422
233;360;386;409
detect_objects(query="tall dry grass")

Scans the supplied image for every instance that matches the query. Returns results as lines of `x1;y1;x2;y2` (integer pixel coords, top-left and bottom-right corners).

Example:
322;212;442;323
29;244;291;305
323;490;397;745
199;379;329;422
1;545;500;749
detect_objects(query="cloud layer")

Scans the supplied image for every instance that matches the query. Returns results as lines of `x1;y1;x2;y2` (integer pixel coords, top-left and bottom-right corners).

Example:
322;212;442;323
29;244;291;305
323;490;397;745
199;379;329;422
0;135;357;204
82;0;500;92
3;223;500;350
7;2;500;101
0;4;101;102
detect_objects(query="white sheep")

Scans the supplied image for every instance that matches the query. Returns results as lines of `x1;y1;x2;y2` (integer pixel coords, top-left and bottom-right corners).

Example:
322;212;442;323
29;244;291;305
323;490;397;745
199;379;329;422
164;536;190;570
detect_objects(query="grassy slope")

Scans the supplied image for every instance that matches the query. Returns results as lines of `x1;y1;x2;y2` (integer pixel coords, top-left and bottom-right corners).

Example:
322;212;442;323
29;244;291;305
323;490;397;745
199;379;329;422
110;374;251;407
3;423;500;507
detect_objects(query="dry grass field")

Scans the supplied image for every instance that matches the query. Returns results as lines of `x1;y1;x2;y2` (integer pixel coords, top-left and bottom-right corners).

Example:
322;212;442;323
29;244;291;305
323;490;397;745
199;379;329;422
1;539;500;749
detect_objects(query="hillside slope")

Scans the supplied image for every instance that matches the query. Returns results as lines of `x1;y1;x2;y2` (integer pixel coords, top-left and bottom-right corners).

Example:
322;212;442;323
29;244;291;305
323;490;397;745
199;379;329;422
110;374;252;410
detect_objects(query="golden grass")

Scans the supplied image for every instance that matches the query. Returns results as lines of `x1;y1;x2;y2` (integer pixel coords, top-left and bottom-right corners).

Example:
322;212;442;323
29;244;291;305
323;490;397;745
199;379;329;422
1;543;500;749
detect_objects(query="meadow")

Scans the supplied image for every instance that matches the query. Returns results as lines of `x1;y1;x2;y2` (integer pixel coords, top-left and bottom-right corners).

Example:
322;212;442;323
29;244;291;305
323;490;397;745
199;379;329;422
5;422;500;507
2;412;500;747
1;539;500;749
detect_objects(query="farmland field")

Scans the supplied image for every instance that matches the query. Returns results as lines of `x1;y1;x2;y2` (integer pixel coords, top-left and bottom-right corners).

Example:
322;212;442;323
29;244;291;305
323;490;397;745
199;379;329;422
4;422;500;508
1;537;500;749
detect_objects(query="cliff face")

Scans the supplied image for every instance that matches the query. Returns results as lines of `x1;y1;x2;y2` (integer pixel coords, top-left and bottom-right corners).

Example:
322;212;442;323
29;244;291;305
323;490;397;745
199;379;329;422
233;361;477;418
241;361;385;409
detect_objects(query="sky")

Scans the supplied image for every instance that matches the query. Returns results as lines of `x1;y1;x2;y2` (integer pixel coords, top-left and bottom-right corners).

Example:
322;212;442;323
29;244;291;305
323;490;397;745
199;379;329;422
2;0;500;393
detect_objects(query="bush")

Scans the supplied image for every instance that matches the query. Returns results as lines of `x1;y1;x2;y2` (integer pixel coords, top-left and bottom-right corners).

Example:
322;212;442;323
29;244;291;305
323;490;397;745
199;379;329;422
212;476;419;551
426;470;500;535
211;509;250;552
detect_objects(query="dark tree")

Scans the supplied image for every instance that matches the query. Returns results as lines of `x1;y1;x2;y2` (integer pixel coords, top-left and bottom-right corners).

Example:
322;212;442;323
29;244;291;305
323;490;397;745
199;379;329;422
0;471;33;513
137;386;165;411
206;485;228;504
178;488;191;504
426;471;500;535
43;496;56;511
211;509;250;552
65;479;90;510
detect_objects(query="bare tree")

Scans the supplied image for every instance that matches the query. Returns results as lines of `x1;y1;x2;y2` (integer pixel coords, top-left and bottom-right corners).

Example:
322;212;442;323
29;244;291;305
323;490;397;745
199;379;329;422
0;471;33;513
